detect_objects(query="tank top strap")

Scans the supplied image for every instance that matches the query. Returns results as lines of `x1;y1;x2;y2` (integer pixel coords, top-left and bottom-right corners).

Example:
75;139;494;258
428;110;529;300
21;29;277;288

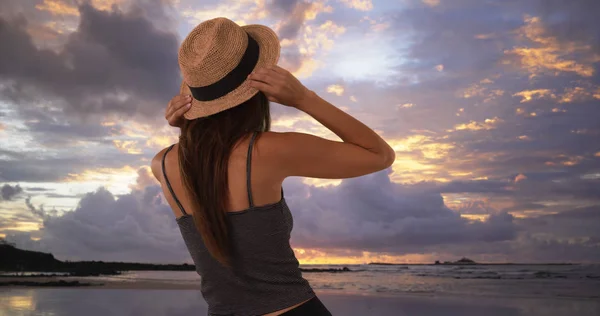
246;131;259;208
246;132;285;209
162;144;188;216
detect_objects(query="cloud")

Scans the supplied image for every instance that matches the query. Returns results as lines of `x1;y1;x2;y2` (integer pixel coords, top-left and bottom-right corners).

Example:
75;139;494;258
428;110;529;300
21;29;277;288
450;117;503;132
338;0;373;11
6;168;600;263
1;184;23;201
3;169;517;261
512;89;556;103
326;84;344;96
503;15;600;78
286;169;517;253
421;0;440;7
514;174;527;182
0;1;179;120
261;0;341;77
7;185;190;263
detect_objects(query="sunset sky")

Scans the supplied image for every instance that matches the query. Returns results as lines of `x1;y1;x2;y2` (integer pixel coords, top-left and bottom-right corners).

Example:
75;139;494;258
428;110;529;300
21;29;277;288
1;0;599;264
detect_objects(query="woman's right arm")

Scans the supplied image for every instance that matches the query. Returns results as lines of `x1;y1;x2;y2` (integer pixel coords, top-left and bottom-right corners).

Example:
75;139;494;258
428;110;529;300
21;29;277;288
248;66;396;180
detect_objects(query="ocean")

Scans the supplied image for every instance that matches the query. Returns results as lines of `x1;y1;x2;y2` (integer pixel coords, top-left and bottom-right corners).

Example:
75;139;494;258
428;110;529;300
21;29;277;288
1;264;599;315
72;263;600;298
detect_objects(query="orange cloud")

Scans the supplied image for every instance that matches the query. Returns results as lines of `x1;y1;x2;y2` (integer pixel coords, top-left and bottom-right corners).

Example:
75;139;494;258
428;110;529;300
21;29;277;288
181;0;272;26
146;135;177;150
560;156;584;166
303;1;334;20
460;214;490;222
339;0;373;11
504;16;600;78
383;135;463;183
512;89;556;103
292;20;346;78
36;0;123;16
36;0;79;15
326;84;344;96
422;0;440;7
515;174;527;182
113;140;143;155
595;152;600;158
64;165;140;194
462;83;486;98
451;117;503;131
360;16;390;32
26;22;64;44
475;33;495;40
546;155;585;167
460;79;504;103
559;86;597;103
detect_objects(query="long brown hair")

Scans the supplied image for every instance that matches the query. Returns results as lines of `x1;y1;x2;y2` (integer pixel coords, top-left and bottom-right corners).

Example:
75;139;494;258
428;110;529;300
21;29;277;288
178;92;271;268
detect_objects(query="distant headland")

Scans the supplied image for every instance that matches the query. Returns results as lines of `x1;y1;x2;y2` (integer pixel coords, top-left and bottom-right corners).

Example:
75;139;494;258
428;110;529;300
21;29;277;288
0;241;195;277
368;258;477;266
369;257;573;266
0;239;354;281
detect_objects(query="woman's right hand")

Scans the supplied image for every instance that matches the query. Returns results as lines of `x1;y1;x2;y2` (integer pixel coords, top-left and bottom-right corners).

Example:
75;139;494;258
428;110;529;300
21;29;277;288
247;65;314;108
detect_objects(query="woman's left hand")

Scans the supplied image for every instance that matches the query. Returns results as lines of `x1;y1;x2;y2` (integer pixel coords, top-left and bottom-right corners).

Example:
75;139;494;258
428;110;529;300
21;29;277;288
165;95;192;128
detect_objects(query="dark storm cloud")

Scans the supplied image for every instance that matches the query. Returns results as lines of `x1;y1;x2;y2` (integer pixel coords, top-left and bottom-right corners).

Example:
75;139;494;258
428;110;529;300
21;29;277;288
0;1;179;119
8;185;191;263
285;169;518;253
0;146;144;182
4;171;516;261
529;0;600;51
262;0;327;72
1;184;23;201
0;0;44;19
6;172;599;262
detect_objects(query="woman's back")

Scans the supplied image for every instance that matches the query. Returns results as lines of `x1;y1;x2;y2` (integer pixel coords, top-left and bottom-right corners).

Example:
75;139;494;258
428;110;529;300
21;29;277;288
155;131;317;316
159;132;285;220
153;16;394;316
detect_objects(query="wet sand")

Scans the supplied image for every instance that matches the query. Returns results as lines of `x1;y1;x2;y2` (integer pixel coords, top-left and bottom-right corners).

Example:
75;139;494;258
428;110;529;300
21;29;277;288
2;276;599;316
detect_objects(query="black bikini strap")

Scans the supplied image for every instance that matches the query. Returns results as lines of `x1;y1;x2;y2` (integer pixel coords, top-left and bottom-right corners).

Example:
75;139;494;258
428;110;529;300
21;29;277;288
246;132;258;208
162;144;188;215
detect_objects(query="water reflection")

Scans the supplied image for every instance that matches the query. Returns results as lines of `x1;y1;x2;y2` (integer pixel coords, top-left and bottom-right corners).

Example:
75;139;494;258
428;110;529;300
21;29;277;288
1;288;600;316
0;289;208;316
3;291;35;311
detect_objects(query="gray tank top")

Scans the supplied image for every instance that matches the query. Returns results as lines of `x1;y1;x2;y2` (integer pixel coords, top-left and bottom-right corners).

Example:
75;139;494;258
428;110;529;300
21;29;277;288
162;131;315;316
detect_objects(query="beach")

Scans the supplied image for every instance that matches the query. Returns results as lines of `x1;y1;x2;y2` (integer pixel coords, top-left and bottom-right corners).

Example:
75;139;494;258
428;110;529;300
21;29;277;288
2;268;600;316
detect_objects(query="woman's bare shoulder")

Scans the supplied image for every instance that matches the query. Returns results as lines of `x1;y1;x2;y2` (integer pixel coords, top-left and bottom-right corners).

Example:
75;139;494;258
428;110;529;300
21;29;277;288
150;144;177;181
254;131;302;156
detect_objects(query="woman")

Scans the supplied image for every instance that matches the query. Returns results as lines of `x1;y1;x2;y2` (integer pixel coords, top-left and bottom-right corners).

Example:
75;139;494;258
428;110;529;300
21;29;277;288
151;18;395;316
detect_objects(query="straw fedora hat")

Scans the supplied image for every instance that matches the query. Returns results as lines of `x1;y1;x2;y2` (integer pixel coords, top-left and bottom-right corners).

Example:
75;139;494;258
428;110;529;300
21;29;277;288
178;17;280;119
